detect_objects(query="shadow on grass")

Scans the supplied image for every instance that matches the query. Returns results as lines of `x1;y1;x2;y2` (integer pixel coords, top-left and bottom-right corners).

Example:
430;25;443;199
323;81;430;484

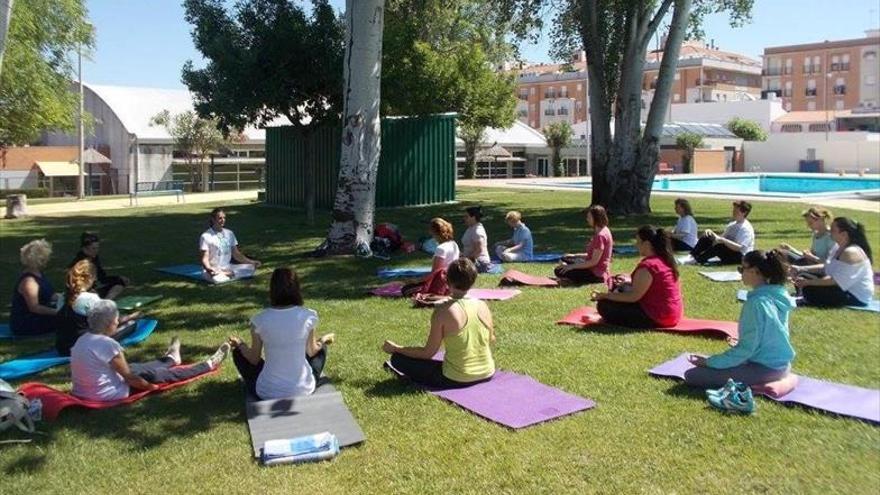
3;452;46;475
361;377;422;398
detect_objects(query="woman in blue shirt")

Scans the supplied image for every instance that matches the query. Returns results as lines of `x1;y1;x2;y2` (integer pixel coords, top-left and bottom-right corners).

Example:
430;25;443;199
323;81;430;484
494;211;534;262
685;250;795;388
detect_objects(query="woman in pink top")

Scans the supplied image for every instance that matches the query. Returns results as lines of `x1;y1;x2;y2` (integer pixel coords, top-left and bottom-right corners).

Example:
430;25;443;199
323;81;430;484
591;225;683;328
555;205;613;285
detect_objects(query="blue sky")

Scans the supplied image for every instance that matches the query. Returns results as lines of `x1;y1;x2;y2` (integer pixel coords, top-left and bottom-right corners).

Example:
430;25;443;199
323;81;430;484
82;0;880;89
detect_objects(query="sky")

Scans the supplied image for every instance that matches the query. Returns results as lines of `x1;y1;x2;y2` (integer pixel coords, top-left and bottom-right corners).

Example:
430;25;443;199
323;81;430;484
82;0;880;89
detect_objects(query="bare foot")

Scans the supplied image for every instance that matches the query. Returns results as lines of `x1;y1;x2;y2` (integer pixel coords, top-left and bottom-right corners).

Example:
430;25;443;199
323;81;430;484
320;333;336;346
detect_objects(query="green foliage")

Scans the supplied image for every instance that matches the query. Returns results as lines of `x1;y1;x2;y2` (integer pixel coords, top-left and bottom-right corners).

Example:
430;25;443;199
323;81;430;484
544;121;572;177
0;0;93;146
0;191;877;493
150;110;227;191
675;131;704;173
181;0;344;133
726;117;768;141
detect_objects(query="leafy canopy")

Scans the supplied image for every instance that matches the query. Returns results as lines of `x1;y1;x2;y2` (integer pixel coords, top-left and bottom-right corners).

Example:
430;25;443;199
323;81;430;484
0;0;93;146
726;117;767;141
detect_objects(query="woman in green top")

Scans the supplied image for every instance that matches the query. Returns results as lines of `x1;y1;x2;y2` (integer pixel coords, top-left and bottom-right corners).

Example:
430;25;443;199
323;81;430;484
383;258;496;388
780;207;835;265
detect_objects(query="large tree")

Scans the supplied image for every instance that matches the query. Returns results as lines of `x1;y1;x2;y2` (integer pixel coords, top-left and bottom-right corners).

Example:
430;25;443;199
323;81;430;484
500;0;753;214
0;0;93;147
0;0;12;77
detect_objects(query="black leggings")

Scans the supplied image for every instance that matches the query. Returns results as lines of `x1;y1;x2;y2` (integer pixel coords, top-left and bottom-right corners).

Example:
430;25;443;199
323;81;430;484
690;236;743;265
671;238;695;252
232;347;327;399
801;285;865;307
596;299;659;328
129;357;211;384
96;275;128;298
389;353;490;389
554;257;605;285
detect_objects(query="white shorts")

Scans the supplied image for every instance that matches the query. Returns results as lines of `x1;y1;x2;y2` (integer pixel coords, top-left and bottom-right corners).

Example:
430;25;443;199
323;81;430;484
204;264;255;283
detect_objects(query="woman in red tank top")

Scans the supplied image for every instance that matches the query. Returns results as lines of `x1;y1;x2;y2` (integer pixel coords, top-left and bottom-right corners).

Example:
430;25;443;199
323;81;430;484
591;226;683;328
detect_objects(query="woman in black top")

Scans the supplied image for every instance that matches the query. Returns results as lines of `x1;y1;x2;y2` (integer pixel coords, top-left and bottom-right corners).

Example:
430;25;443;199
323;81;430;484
70;232;130;299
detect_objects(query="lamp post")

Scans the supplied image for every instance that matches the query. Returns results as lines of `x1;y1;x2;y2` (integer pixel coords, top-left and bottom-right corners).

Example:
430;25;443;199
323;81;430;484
77;38;84;199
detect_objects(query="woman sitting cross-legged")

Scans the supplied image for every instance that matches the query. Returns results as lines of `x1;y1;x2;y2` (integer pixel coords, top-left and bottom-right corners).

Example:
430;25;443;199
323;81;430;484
779;207;835;266
554;205;613;286
228;268;335;400
56;259;140;356
461;206;495;273
684;250;795;388
401;218;461;298
591;226;683;328
689;200;755;265
794;217;875;308
383;258;495;389
70;300;228;402
10;239;60;337
670;198;698;252
494;210;534;262
70;232;130;299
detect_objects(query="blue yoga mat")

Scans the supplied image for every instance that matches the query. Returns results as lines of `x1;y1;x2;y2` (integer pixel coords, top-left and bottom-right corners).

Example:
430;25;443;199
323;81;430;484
377;267;433;279
612;246;639;255
736;289;879;313
0;319;158;381
492;252;563;263
0;323;52;341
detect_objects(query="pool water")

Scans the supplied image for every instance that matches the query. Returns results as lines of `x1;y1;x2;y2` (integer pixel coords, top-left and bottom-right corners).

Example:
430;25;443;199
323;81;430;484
652;175;880;196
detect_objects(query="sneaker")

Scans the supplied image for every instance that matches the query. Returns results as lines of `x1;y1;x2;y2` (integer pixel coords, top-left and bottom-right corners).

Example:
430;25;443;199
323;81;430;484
206;342;231;369
165;337;182;365
707;387;756;414
706;378;743;400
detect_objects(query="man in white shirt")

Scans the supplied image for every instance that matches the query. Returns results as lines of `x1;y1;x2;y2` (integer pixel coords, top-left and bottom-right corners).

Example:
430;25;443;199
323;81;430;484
200;208;261;282
690;200;755;265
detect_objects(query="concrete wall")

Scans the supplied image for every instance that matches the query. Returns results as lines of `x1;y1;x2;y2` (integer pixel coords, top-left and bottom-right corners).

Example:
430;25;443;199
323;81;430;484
743;132;880;173
692;149;728;173
668;100;786;131
137;145;174;184
0;170;37;189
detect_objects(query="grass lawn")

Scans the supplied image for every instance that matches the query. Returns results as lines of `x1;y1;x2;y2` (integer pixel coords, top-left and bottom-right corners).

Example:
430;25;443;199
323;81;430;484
0;186;878;494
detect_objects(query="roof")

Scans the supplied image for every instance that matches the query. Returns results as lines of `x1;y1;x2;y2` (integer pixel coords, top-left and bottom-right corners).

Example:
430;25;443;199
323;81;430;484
660;122;738;139
85;84;291;143
34;161;83;177
765;35;880;55
1;146;79;171
773;110;867;123
455;120;547;148
645;41;761;68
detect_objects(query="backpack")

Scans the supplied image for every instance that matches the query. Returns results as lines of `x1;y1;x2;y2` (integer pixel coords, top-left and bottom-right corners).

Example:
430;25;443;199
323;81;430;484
0;379;34;434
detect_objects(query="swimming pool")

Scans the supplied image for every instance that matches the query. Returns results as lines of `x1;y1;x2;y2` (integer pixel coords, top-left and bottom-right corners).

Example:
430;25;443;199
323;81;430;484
545;174;880;198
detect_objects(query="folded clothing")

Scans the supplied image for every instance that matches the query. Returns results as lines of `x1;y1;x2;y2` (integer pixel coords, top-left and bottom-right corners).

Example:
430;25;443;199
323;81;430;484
261;432;340;466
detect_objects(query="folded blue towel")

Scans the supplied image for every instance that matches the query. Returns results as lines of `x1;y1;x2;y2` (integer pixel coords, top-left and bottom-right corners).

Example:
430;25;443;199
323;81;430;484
377;267;433;279
491;252;563;263
0;319;158;381
261;432;340;466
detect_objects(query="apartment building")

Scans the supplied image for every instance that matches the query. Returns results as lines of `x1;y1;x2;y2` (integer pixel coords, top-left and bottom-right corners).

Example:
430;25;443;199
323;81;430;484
641;40;762;110
762;30;880;112
513;52;589;131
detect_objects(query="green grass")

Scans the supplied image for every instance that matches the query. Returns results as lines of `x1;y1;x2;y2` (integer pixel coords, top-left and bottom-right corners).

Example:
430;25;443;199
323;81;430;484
1;187;878;494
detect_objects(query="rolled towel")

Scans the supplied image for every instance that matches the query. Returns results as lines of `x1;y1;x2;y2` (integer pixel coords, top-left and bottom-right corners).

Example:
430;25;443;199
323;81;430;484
261;432;340;466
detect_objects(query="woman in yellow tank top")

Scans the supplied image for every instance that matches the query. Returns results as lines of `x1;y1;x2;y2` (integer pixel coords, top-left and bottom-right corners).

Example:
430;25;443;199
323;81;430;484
382;258;496;388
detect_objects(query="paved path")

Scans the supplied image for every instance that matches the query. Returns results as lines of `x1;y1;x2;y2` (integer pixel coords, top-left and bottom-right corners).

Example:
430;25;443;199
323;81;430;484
458;178;880;213
10;190;259;217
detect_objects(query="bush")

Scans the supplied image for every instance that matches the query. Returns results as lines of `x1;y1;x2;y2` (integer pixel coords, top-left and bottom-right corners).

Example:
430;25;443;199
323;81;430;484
0;188;49;199
726;117;768;142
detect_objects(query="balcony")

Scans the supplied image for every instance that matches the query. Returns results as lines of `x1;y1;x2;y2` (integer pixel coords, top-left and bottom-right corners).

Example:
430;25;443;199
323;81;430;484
543;91;557;99
841;63;850;71
763;68;782;76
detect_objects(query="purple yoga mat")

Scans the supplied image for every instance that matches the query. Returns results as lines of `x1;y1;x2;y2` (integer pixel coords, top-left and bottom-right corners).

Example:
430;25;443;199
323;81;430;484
649;353;880;424
386;359;595;429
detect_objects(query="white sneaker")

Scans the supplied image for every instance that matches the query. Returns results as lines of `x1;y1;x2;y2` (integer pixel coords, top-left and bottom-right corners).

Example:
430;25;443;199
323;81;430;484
165;337;182;365
206;343;231;369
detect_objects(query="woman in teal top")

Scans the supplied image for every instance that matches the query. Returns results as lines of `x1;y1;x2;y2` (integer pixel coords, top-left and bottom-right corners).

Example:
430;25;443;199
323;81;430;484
780;207;836;265
685;250;796;388
383;258;495;388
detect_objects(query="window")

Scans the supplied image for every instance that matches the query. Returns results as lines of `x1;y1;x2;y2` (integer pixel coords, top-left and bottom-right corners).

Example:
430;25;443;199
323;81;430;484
674;72;680;80
529;87;535;95
518;90;528;100
831;55;840;71
544;87;557;99
783;81;792;97
544;108;555;116
841;53;850;71
835;99;845;110
781;123;802;133
807;101;816;111
806;79;817;96
558;107;569;116
803;56;812;74
834;77;846;95
576;83;582;92
784;58;792;75
560;87;569;98
813;55;821;72
865;51;877;60
808;123;830;132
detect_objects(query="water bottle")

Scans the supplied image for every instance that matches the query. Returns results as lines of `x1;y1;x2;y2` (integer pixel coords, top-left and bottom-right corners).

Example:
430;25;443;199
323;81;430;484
28;398;42;422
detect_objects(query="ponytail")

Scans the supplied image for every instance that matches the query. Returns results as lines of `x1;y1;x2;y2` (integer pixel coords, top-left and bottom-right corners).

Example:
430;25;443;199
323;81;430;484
743;250;788;285
637;225;678;280
833;217;873;263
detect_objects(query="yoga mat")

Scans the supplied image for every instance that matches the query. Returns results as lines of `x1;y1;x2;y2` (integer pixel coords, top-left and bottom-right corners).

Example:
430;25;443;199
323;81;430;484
649;353;880;424
377;267;432;279
0;323;52;341
245;380;365;458
0;319;158;381
385;358;595;429
369;284;521;301
19;367;218;421
156;264;252;284
736;289;880;312
115;295;164;311
557;307;738;340
492;252;563;263
613;246;639;255
499;269;559;287
699;271;742;282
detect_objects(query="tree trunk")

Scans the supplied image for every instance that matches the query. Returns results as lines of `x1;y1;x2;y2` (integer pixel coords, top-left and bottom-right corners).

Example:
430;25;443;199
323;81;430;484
579;0;612;207
303;134;315;224
464;138;477;179
324;0;384;255
0;0;11;78
635;0;693;213
552;147;564;177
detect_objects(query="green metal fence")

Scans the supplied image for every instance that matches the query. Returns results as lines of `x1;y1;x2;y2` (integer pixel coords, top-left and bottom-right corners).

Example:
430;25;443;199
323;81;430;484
266;114;456;209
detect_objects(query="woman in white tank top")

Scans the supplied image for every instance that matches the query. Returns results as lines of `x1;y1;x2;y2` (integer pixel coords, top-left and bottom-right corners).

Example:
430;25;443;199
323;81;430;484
228;268;335;399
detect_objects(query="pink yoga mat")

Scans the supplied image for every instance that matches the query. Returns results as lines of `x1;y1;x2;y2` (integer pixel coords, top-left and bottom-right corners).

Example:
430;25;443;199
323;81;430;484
499;269;559;287
557;307;739;340
369;284;521;301
649;353;880;424
386;358;595;429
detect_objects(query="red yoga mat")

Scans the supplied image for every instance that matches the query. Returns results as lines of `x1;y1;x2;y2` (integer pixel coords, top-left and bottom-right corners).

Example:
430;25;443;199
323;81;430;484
498;269;559;287
556;306;739;340
20;367;218;421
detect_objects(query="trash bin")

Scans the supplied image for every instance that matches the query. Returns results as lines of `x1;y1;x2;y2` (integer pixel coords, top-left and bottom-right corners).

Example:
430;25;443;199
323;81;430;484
5;194;27;219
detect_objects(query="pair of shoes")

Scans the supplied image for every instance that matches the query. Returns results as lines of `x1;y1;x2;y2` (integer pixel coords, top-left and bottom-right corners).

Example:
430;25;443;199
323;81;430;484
206;342;231;369
165;337;182;365
707;380;755;414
